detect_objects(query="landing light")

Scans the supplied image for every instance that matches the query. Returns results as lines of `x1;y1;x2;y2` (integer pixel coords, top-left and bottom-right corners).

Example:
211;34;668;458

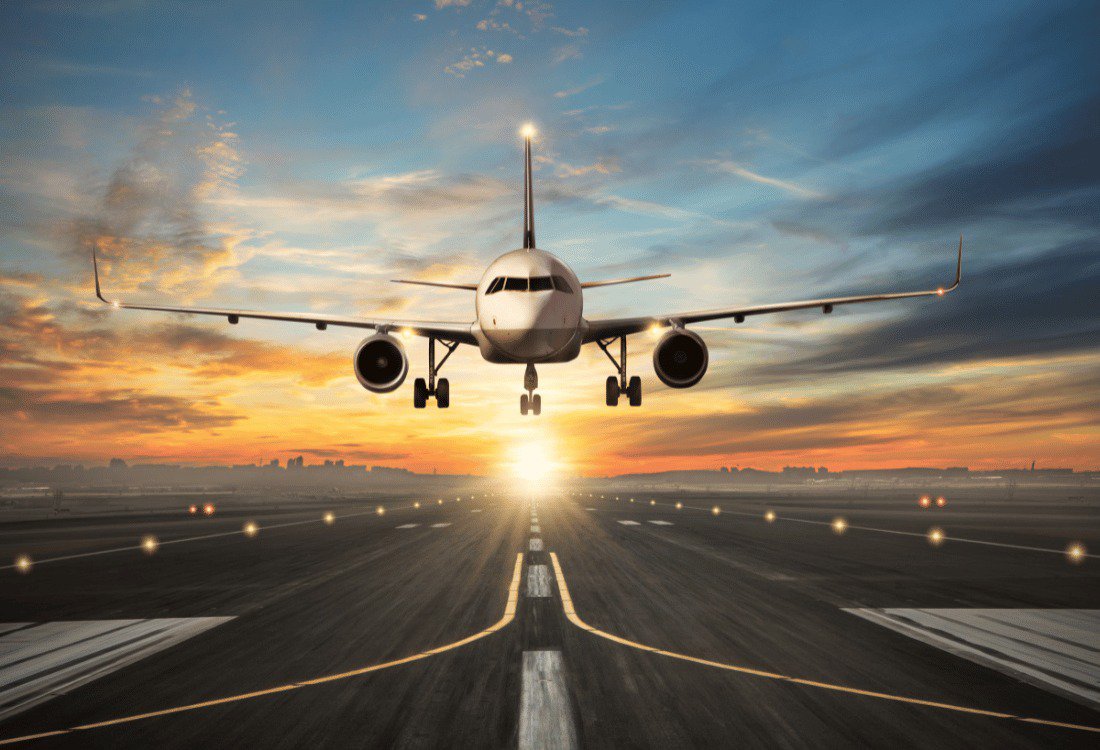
832;517;847;535
15;555;32;574
648;323;662;338
1066;542;1086;564
142;535;159;555
111;300;120;308
927;527;945;547
937;288;945;296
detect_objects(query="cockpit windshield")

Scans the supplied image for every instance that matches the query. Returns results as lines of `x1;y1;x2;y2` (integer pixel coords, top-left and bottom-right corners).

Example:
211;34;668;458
486;276;574;294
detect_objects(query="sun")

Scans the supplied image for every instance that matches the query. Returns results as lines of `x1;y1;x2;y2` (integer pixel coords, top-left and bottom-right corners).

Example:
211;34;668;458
506;440;560;485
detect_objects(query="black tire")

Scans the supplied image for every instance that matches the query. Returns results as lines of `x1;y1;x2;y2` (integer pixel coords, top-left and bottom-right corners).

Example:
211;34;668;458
520;393;529;415
628;376;642;407
532;394;542;416
436;378;450;408
605;376;620;406
413;378;427;409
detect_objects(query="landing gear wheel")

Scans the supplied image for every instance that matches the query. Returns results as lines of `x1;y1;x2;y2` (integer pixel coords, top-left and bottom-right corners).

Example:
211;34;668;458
627;376;642;407
531;394;542;416
413;378;428;409
520;393;530;415
606;376;620;406
436;378;450;408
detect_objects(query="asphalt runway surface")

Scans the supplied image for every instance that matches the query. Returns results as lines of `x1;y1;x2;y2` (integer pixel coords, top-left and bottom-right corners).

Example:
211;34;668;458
0;488;1097;748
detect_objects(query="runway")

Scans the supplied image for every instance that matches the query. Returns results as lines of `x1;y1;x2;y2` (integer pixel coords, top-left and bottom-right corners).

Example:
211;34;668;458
0;488;1096;748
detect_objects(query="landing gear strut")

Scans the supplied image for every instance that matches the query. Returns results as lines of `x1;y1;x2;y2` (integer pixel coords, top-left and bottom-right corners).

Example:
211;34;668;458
413;336;458;409
597;336;641;407
520;363;542;416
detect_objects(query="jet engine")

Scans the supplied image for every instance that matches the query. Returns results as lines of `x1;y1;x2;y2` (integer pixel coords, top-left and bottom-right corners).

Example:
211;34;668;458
652;328;708;388
354;334;408;393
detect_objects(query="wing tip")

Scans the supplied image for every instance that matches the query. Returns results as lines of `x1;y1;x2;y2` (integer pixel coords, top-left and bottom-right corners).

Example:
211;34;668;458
91;246;107;303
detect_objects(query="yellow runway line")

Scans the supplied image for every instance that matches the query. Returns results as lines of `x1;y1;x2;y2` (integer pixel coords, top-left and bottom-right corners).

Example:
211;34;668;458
0;553;525;746
549;552;1100;735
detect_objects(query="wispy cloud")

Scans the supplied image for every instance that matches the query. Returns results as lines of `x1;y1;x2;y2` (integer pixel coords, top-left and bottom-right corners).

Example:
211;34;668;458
554;77;602;99
702;159;823;199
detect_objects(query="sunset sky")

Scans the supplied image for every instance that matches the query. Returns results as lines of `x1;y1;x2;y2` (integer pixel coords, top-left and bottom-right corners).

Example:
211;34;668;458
1;0;1096;476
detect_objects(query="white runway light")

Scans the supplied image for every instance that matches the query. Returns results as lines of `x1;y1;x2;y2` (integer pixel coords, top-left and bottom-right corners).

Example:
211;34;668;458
832;517;848;535
928;527;945;547
377;506;386;515
323;511;335;525
764;510;776;523
243;521;259;538
711;505;721;516
675;502;683;510
141;535;159;555
15;555;32;574
1066;542;1087;564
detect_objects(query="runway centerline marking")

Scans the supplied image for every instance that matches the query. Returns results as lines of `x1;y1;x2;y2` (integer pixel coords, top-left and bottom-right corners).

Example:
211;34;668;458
430;522;452;528
548;552;1100;736
518;650;579;750
647;520;673;526
0;554;525;746
395;524;420;529
616;520;640;526
529;538;544;552
526;565;552;598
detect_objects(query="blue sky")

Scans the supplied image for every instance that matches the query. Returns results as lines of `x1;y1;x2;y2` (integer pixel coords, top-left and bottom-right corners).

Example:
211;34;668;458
1;0;1096;472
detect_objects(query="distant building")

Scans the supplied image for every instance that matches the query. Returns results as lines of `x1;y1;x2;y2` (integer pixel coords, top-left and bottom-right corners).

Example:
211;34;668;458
108;458;127;469
287;456;304;469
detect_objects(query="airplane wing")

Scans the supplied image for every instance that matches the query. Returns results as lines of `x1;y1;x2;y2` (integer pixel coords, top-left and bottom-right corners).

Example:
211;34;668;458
584;237;962;342
93;250;478;345
580;273;671;289
391;279;479;291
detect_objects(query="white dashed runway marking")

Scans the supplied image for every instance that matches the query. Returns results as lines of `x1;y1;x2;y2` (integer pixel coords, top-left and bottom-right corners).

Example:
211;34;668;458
616;520;640;526
518;650;578;750
529;538;544;552
648;520;673;526
526;565;552;598
531;525;541;534
430;523;452;528
396;524;420;529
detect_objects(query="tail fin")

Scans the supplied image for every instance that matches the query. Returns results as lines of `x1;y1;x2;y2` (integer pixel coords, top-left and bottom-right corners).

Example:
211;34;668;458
522;126;535;249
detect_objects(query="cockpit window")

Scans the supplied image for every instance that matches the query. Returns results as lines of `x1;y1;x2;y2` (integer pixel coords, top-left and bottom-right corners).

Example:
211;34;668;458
486;275;572;293
503;277;528;292
529;276;553;292
551;275;573;294
486;277;505;294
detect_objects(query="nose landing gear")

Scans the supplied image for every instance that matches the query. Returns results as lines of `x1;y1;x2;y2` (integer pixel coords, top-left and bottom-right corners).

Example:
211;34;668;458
520;363;542;415
413;336;458;409
597;336;641;407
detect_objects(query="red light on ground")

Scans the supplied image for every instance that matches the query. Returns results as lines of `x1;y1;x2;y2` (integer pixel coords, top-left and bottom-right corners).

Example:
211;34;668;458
188;504;198;515
203;503;215;516
919;496;931;508
935;496;947;508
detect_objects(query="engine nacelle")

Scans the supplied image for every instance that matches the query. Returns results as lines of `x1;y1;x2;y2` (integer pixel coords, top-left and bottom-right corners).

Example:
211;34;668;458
653;329;708;388
354;334;408;393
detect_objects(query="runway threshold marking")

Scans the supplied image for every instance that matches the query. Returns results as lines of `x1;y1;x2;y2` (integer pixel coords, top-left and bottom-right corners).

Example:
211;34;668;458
0;554;525;747
548;552;1100;736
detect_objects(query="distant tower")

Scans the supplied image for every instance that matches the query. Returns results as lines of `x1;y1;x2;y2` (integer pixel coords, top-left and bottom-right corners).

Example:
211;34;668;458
1031;460;1036;472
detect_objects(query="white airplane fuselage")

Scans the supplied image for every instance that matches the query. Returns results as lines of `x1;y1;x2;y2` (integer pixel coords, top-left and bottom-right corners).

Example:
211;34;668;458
473;248;585;364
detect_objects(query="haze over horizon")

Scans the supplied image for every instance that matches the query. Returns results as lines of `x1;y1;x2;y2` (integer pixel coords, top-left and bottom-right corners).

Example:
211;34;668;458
2;1;1097;476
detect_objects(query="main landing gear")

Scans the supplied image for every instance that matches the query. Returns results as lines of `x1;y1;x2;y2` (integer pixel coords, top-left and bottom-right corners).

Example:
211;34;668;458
413;337;458;409
520;363;542;416
597;336;641;407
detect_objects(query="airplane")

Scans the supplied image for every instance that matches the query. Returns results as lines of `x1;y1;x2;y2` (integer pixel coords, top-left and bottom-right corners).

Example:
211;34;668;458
92;123;962;416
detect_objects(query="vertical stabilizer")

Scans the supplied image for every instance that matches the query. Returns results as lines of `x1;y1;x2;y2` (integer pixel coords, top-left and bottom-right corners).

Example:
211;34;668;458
522;125;536;249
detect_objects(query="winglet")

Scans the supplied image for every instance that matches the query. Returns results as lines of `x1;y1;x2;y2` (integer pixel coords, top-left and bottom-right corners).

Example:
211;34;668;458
954;234;963;288
92;246;107;303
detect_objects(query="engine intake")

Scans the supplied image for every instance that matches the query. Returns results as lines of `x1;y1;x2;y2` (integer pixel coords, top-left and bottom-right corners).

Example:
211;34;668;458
354;334;408;393
653;329;708;388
